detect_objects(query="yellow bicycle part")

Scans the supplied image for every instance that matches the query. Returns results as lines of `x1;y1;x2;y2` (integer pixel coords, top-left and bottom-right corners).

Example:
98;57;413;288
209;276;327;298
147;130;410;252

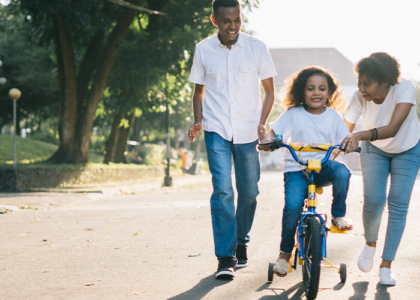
289;143;336;152
329;225;347;234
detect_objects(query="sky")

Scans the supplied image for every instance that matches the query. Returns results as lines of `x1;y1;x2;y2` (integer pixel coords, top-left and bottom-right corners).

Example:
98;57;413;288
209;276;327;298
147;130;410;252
244;0;420;81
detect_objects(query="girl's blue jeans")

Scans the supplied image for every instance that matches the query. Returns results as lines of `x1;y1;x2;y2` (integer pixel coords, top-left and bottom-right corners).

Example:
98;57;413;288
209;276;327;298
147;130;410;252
360;140;420;261
280;160;351;253
204;131;260;259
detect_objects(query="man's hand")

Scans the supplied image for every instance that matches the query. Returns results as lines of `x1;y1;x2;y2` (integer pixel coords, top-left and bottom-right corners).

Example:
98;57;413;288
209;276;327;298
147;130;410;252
258;124;266;140
188;123;202;142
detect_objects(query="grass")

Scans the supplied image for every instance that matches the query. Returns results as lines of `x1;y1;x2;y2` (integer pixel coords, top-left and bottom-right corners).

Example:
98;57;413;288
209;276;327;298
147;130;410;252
0;134;105;167
0;134;183;170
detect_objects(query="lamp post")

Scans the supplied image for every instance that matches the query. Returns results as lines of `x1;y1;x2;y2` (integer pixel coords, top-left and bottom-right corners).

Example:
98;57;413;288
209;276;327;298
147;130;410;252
164;73;172;187
9;88;21;167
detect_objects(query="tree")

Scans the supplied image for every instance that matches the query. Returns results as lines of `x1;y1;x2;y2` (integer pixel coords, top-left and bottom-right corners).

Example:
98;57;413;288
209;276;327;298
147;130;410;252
10;0;259;164
0;6;58;135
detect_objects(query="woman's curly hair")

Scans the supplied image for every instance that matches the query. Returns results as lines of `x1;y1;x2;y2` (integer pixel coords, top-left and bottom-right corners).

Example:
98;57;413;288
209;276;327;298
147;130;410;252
282;66;347;113
355;52;400;86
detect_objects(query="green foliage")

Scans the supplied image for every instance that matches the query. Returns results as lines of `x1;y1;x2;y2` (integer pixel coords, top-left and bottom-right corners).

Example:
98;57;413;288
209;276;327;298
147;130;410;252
0;6;59;131
131;143;178;166
30;130;59;145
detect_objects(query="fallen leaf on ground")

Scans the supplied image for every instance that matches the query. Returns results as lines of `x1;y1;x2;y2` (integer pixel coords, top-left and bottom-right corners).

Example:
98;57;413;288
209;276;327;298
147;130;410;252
188;253;201;257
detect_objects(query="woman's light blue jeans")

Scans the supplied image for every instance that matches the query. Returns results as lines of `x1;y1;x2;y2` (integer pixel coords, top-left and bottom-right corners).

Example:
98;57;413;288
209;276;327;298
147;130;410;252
360;140;420;261
280;160;351;253
204;131;260;260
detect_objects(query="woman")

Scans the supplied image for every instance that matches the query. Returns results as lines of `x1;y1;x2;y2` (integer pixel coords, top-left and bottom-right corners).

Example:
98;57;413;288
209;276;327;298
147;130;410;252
342;52;420;286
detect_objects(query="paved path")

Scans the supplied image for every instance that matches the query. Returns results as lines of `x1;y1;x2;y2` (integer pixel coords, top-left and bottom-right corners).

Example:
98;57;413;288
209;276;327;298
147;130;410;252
1;172;419;299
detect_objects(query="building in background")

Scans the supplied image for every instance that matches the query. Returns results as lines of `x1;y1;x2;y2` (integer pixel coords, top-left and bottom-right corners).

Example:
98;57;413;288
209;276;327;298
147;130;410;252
269;48;358;102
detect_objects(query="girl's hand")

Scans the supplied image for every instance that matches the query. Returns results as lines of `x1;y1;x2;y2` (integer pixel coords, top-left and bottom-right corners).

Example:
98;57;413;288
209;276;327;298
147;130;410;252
259;140;274;152
341;132;361;154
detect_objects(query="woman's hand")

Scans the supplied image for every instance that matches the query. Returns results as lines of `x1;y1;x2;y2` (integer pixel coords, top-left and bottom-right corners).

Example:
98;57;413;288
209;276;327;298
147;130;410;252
341;132;361;154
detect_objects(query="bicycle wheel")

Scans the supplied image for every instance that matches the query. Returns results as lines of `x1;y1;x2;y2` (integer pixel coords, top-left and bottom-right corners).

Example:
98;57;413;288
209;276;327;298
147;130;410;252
268;262;274;282
302;216;322;300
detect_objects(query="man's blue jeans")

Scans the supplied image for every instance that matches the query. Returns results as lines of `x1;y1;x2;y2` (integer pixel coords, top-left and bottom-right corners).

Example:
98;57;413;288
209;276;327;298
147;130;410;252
204;131;260;260
280;160;351;253
360;140;420;261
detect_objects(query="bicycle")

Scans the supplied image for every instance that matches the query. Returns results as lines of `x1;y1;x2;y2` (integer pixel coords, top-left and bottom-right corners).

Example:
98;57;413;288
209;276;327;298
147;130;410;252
259;135;361;300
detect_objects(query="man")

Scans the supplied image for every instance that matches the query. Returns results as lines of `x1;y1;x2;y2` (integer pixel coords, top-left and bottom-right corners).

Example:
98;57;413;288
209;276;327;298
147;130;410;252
188;0;276;279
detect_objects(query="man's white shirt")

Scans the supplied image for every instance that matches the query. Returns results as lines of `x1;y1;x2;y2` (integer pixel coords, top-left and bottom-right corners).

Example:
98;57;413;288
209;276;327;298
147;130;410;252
189;32;277;144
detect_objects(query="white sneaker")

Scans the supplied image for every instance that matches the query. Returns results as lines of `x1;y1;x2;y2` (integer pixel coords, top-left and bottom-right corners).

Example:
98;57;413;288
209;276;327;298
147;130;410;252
379;267;396;286
358;244;376;272
273;258;291;276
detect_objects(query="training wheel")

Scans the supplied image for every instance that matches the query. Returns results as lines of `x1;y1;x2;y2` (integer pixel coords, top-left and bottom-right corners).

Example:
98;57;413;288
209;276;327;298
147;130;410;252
339;263;347;283
268;262;274;282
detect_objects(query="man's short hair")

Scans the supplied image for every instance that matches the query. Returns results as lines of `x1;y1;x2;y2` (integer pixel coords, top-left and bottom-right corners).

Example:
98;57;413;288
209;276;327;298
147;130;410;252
212;0;240;17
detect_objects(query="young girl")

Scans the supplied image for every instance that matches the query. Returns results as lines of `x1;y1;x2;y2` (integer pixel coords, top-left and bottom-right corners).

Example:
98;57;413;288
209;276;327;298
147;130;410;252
260;66;353;277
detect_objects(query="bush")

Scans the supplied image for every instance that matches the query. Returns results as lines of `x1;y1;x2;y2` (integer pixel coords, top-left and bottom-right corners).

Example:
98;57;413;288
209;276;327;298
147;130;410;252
131;143;178;166
30;131;59;145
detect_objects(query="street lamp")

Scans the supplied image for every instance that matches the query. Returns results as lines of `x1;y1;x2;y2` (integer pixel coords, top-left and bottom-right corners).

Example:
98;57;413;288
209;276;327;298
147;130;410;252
9;88;21;167
164;73;172;187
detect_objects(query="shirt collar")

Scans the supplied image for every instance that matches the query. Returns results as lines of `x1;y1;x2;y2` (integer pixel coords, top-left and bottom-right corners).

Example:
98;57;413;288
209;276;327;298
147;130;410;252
214;31;244;49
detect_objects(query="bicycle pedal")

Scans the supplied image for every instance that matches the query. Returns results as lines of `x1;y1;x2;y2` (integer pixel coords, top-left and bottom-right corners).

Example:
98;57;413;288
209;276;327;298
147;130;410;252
329;226;347;234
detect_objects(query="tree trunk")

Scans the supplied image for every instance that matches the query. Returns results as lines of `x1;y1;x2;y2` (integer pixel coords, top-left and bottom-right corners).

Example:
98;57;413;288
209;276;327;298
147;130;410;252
76;0;142;163
103;111;123;164
47;1;142;164
131;117;142;142
114;113;135;163
47;14;79;163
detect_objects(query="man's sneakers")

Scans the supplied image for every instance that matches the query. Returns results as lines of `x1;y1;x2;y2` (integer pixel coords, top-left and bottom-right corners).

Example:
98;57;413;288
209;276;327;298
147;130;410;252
215;245;248;279
358;244;376;272
236;245;248;268
379;267;396;286
215;257;236;280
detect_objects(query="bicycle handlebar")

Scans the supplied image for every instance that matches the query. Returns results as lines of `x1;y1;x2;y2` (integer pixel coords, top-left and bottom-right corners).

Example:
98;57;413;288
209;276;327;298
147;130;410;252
258;135;361;167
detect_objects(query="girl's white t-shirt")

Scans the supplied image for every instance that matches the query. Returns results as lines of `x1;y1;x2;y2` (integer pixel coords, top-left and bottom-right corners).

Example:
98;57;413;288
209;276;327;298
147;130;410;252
344;78;420;153
269;106;350;173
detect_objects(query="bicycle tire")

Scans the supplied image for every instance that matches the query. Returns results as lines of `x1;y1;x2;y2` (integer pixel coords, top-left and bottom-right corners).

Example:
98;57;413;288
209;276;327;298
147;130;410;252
268;262;274;282
302;216;322;300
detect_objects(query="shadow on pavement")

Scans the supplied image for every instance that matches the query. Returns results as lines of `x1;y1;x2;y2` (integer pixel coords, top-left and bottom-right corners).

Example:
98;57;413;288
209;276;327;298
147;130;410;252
333;281;345;290
375;283;391;300
349;281;369;299
258;282;305;299
167;274;232;300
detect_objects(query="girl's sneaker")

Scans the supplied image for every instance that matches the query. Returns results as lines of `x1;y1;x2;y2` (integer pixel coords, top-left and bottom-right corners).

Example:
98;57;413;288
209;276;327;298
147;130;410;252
273;258;291;277
331;217;353;231
379;267;396;286
358;244;376;272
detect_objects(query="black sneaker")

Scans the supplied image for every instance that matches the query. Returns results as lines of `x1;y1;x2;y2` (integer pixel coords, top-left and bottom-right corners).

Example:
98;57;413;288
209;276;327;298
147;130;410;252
215;257;235;279
236;245;248;268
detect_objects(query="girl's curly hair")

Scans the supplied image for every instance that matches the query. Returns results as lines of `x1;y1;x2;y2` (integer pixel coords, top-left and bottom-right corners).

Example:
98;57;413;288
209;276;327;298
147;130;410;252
282;66;347;113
